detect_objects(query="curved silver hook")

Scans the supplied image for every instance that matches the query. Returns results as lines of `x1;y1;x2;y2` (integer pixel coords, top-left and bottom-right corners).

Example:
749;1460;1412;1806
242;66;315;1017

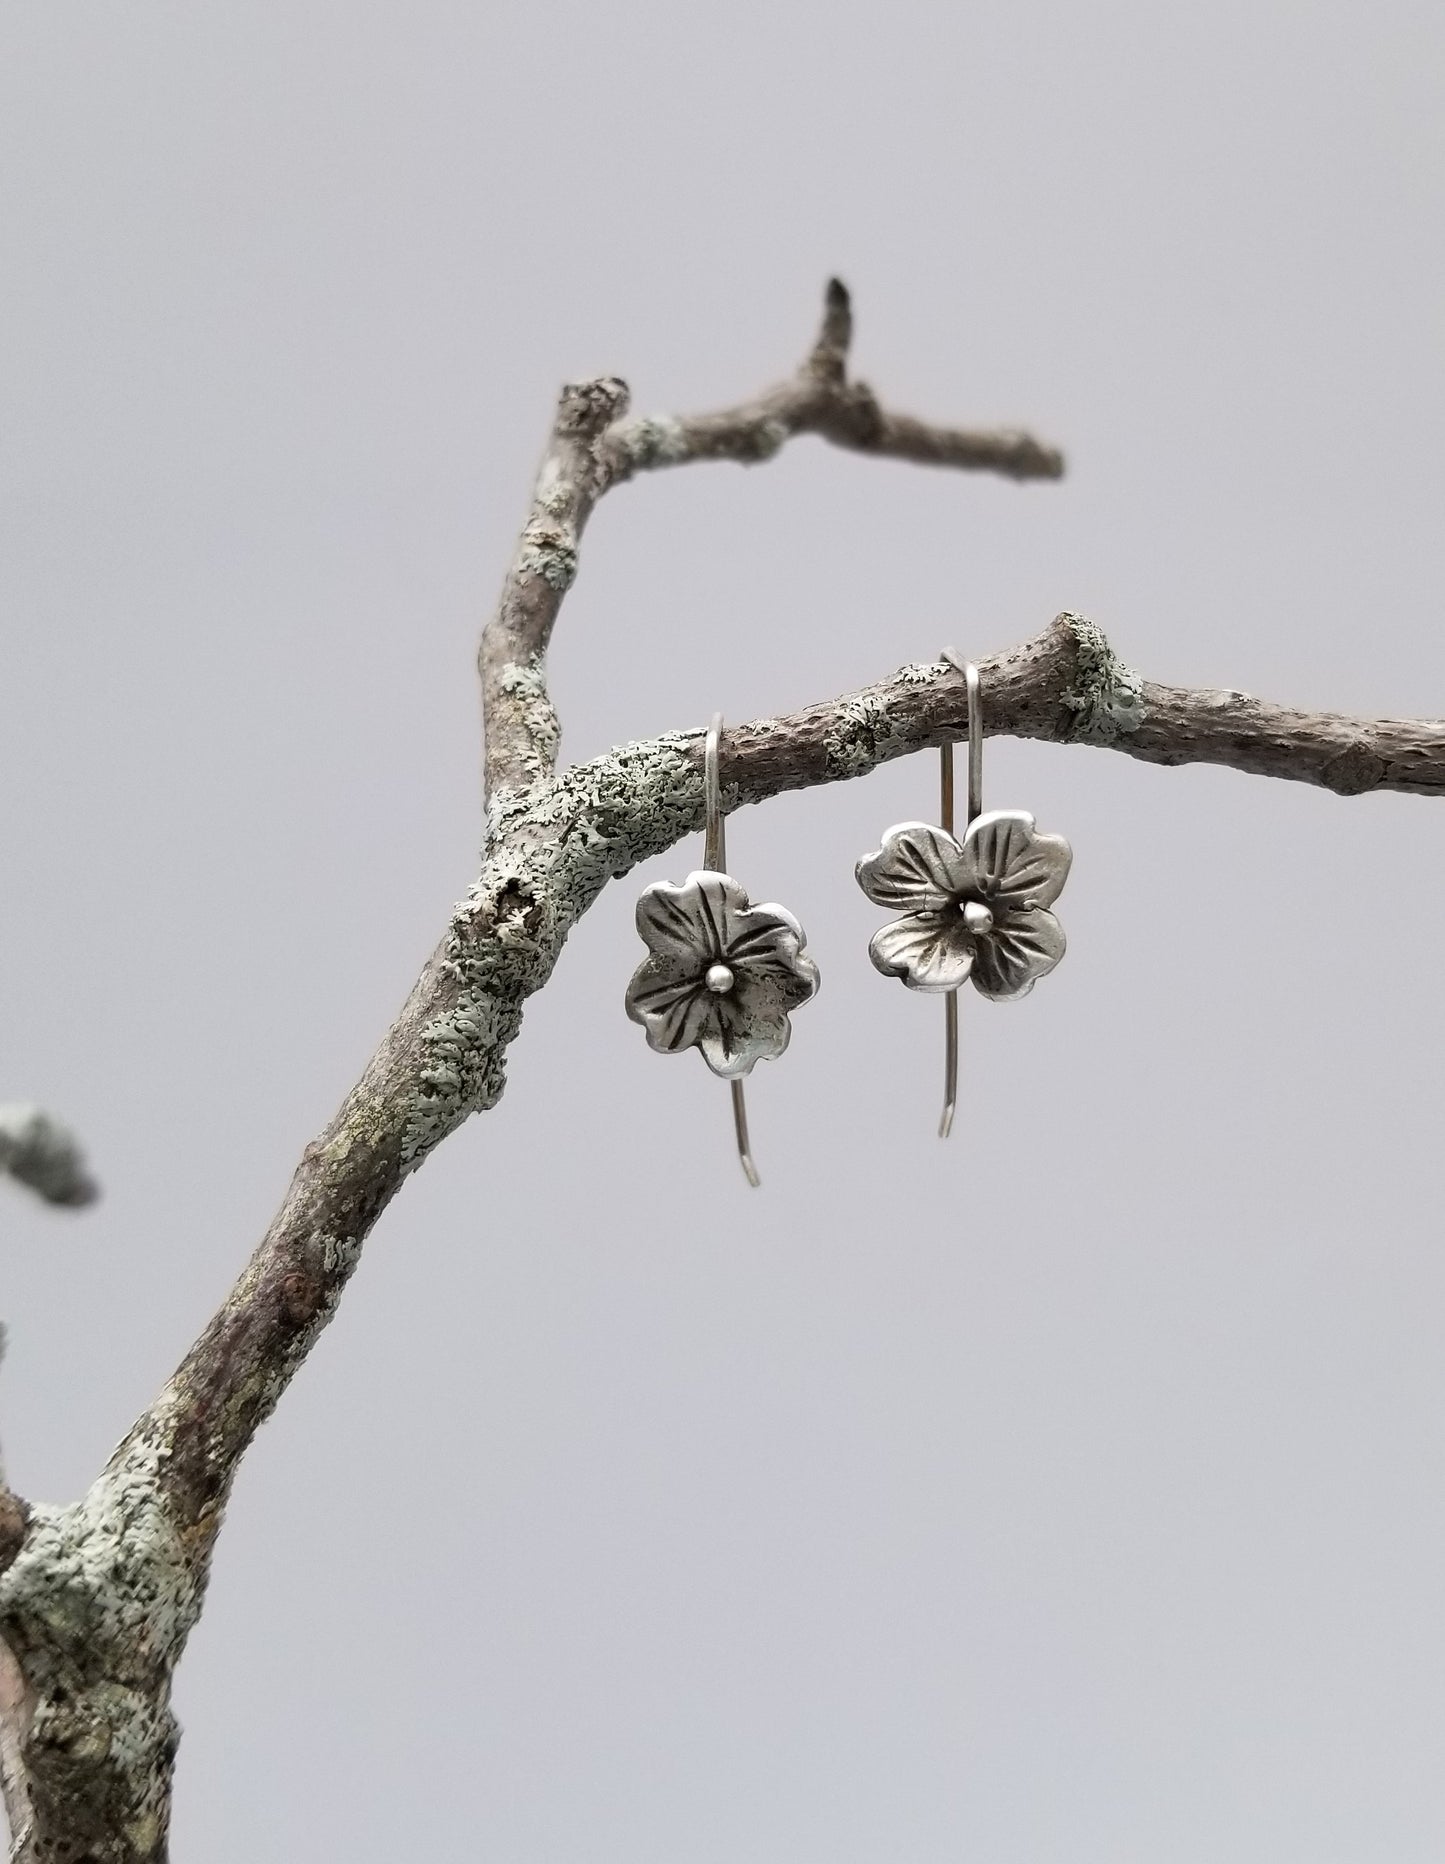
941;649;984;825
704;713;759;1188
937;652;984;1138
704;711;727;874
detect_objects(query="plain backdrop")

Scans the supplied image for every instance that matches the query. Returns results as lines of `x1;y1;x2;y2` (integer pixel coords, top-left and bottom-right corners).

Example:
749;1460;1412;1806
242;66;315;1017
3;4;1445;1860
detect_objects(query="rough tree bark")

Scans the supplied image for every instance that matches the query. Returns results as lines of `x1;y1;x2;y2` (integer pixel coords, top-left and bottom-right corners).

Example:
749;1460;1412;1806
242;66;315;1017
2;282;1442;1861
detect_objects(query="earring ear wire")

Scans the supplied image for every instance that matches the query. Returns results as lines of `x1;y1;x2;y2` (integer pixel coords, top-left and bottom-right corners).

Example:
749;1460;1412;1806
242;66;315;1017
938;651;983;1138
854;649;1071;1140
704;713;761;1186
625;711;820;1188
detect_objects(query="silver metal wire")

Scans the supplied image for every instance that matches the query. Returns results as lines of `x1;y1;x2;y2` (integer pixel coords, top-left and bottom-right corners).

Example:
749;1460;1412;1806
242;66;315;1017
939;737;958;1139
938;653;983;1138
704;711;727;874
705;714;759;1187
729;1080;759;1190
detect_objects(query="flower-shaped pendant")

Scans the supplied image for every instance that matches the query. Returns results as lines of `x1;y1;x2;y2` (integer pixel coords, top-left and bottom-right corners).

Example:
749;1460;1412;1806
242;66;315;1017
626;870;821;1078
856;811;1072;999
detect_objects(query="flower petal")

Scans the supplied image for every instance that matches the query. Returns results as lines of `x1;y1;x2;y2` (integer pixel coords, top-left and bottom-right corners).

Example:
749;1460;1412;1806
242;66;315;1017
630;878;820;1074
725;901;817;990
742;943;821;1016
768;948;821;1011
634;871;751;965
867;912;974;993
624;956;713;1054
696;991;794;1079
969;908;1067;1001
855;822;968;914
956;811;1072;911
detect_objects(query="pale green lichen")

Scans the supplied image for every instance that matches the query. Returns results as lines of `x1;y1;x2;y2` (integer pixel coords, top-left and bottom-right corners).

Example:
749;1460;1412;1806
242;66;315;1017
487;728;703;912
517;520;578;592
495;658;561;772
616;414;689;470
0;1430;203;1854
3;1438;201;1670
315;1229;362;1280
404;980;522;1163
1060;612;1145;744
403;734;702;1165
823;690;909;779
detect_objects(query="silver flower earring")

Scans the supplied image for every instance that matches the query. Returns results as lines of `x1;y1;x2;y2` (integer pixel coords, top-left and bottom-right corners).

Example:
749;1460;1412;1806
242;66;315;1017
855;652;1072;1137
626;713;821;1186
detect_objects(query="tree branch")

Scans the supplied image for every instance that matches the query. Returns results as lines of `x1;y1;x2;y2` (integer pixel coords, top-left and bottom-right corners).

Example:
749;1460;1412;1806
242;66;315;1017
117;294;1445;1598
477;278;1063;800
8;281;1445;1859
126;610;1445;1558
601;277;1066;485
714;614;1445;803
0;1107;97;1209
0;1106;96;1854
476;376;630;795
0;1334;33;1860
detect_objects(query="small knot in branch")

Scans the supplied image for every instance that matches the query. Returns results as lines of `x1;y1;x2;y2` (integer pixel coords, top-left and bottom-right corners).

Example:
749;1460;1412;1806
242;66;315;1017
556;376;630;438
1059;613;1145;743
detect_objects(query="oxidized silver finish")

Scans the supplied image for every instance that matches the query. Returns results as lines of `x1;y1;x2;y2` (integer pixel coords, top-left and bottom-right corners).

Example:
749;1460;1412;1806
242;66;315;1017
856;812;1071;998
857;653;1072;1137
625;869;820;1078
626;713;820;1185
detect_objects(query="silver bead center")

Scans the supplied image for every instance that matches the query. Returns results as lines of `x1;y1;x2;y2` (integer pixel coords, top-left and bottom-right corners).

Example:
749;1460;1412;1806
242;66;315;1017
705;963;736;993
960;900;994;936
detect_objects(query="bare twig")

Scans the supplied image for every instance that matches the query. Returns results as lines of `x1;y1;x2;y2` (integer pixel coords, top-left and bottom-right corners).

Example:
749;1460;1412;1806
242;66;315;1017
478;279;1063;801
477;376;630;795
601;277;1065;485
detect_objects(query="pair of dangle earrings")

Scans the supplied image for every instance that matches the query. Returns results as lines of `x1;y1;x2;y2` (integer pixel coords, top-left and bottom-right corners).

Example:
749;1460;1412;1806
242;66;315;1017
624;653;1073;1183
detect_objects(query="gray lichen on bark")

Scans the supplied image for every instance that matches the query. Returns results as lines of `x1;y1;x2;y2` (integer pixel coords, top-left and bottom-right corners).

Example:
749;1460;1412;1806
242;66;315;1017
611;414;690;469
0;1425;203;1861
823;689;916;779
492;659;561;771
404;731;702;1164
1059;612;1146;744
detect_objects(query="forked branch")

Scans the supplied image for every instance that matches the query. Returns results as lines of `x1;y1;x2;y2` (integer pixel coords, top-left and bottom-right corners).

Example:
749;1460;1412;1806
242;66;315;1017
477;279;1063;797
127;292;1445;1555
3;281;1443;1864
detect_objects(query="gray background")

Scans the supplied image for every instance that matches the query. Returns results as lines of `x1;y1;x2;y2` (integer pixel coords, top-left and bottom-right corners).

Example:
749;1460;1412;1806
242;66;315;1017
2;3;1444;1858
